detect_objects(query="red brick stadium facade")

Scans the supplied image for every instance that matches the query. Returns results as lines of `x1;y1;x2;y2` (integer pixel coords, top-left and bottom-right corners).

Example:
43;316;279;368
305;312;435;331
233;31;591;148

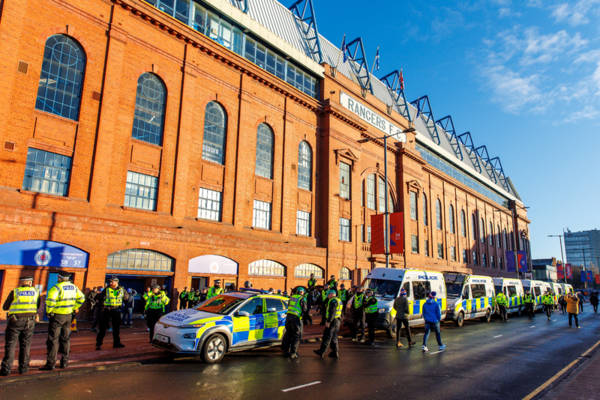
0;0;530;314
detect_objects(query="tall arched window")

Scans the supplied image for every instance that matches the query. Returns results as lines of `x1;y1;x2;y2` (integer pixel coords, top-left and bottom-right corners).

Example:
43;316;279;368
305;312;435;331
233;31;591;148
423;193;428;226
107;249;173;272
202;101;227;164
480;217;485;243
366;174;376;210
489;221;494;246
294;263;324;279
435;199;442;230
460;210;466;237
35;35;86;121
255;123;274;179
448;204;455;234
472;213;477;240
503;228;508;249
340;267;352;281
497;224;501;248
298;141;312;190
131;73;166;145
248;260;285;277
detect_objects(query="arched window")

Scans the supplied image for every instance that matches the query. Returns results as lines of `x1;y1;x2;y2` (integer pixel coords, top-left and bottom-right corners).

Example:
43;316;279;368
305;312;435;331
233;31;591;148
460;210;466;237
423;193;428;226
35;35;86;121
497;224;501;248
202;101;227;164
366;174;375;210
340;267;352;281
489;221;494;246
480;218;485;243
298;141;312;190
131;73;166;145
107;249;173;272
448;204;455;234
248;260;285;277
435;199;442;230
471;213;477;240
294;263;323;279
255;123;274;179
503;228;508;249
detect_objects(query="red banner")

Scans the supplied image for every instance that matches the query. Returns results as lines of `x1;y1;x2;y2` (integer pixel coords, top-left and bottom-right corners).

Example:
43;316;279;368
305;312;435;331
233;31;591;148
389;212;404;254
595;274;600;285
565;263;573;279
557;263;564;280
370;214;385;254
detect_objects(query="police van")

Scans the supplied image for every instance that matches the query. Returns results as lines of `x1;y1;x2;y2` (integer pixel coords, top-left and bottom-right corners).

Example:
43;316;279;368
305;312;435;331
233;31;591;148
444;273;495;327
522;280;552;311
359;268;446;336
551;282;565;305
493;278;524;315
561;283;575;295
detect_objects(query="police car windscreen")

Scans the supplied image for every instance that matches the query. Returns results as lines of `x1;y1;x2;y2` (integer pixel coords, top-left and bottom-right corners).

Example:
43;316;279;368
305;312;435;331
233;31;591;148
196;295;245;315
366;279;401;298
446;283;463;298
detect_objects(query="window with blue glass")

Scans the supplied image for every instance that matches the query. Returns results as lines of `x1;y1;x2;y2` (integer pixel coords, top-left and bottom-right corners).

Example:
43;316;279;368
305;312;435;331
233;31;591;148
435;199;442;230
124;171;158;211
35;35;86;121
144;0;318;98
298;141;312;190
255;123;274;179
131;73;166;146
202;101;227;164
22;148;72;196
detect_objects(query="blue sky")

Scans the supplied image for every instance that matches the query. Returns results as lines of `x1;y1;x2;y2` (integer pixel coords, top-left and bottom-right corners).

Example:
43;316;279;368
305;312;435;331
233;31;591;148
312;0;600;259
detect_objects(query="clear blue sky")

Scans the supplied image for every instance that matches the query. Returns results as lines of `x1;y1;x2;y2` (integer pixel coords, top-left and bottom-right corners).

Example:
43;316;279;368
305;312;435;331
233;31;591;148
311;0;600;259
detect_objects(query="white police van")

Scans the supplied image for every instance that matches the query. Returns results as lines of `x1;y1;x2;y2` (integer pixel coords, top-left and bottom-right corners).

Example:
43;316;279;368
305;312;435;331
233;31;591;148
444;273;495;327
493;278;524;314
522;279;552;311
359;268;446;336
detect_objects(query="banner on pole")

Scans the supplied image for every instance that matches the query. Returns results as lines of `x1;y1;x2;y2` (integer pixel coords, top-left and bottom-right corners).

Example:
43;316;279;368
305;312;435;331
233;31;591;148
557;263;564;280
370;214;385;254
565;263;573;279
389;212;404;254
506;251;528;272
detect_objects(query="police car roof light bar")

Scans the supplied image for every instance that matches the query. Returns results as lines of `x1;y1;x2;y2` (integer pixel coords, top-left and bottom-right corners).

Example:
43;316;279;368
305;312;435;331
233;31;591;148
380;70;412;122
343;37;372;94
410;95;440;145
457;131;482;173
288;0;324;64
436;115;463;161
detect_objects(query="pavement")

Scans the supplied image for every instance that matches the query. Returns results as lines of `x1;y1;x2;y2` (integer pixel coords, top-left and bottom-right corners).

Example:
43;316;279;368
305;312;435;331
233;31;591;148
1;310;600;399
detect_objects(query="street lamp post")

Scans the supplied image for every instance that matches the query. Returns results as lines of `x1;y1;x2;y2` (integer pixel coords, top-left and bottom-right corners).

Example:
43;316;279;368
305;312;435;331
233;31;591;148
548;234;567;284
582;248;588;289
358;127;415;269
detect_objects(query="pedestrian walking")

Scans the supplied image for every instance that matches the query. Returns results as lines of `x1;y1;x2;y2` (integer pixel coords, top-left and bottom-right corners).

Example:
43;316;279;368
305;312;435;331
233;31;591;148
1;276;40;376
282;287;307;359
88;287;101;332
145;284;170;342
542;290;554;320
122;288;135;327
350;287;365;342
590;291;598;313
364;289;378;345
422;292;446;352
96;276;129;350
577;291;585;313
207;280;223;299
566;292;580;328
393;288;415;348
313;289;342;359
495;290;509;322
40;272;84;371
558;294;567;314
523;290;535;319
179;287;189;310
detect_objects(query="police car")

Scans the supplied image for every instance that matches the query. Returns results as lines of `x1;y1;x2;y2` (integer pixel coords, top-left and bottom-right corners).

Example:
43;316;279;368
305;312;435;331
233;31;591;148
152;292;288;363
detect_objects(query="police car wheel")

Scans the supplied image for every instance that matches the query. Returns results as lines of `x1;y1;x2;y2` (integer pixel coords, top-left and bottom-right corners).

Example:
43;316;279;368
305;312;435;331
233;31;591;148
456;312;464;327
202;334;227;364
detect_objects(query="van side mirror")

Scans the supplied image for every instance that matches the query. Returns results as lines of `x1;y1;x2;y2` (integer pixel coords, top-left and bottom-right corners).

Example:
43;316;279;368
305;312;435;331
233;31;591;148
235;311;250;317
267;307;277;312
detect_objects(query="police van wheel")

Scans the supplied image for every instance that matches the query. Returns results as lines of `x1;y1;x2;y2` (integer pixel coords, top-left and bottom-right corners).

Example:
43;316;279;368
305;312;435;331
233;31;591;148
202;334;227;364
483;309;492;323
456;312;465;328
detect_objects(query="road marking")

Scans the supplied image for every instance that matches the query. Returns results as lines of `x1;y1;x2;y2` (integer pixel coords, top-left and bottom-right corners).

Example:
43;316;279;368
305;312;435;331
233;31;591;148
493;335;503;338
523;339;600;400
530;325;536;328
281;381;322;392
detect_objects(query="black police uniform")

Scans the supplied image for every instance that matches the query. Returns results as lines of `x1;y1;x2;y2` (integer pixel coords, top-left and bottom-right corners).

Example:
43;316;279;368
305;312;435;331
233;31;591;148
364;295;378;344
1;288;40;375
96;286;129;349
315;297;341;358
351;293;365;341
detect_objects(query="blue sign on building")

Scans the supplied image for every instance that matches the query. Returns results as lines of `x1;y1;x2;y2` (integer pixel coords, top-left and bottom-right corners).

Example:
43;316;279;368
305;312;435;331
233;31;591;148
0;240;88;268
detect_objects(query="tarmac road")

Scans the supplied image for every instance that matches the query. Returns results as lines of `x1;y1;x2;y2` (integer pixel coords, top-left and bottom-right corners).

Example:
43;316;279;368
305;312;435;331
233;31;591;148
2;310;599;400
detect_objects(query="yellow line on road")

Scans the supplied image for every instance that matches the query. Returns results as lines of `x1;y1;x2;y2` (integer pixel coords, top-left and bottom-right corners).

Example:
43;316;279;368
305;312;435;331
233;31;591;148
522;339;600;400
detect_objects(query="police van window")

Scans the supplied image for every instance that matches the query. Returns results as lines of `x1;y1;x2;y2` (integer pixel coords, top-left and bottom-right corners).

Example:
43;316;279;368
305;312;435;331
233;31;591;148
238;298;264;315
462;285;470;299
367;279;401;298
534;287;541;297
412;281;431;300
471;284;486;298
507;286;517;297
402;282;411;298
266;298;285;312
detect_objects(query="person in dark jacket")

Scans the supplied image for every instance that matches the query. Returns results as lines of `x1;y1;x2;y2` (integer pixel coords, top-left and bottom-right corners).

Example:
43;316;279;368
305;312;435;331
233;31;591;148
314;290;342;359
351;286;365;342
393;288;415;348
363;289;378;345
422;291;445;352
590;291;599;313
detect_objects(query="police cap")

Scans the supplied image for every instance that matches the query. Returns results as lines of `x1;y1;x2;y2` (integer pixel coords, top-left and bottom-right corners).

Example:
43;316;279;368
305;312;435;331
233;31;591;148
19;276;34;282
296;286;306;294
327;289;337;295
109;276;119;282
152;284;160;290
58;271;71;280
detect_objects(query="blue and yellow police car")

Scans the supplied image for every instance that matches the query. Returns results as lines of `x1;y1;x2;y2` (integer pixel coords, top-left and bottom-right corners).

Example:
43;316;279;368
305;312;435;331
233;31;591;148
152;291;288;363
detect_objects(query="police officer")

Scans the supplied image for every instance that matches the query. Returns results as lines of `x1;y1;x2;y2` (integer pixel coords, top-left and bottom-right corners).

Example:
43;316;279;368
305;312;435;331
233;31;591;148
40;272;84;370
351;286;365;342
495;290;509;322
96;276;129;350
145;284;170;342
338;284;349;311
179;287;189;310
326;275;337;290
1;276;40;375
207;280;223;299
313;289;342;359
307;274;316;292
523;290;535;319
282;287;307;359
364;289;378;345
542;290;554;320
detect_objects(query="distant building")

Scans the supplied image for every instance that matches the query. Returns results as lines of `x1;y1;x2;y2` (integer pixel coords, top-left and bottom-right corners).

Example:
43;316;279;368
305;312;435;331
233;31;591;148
564;229;600;270
532;258;557;282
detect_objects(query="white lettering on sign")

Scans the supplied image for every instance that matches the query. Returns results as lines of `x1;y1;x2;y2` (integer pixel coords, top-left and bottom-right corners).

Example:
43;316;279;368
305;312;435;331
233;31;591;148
340;92;407;142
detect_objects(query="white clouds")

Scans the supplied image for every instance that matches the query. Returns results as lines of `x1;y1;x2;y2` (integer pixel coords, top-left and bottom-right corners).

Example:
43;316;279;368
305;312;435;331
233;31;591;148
551;0;600;26
521;29;587;64
481;65;545;113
